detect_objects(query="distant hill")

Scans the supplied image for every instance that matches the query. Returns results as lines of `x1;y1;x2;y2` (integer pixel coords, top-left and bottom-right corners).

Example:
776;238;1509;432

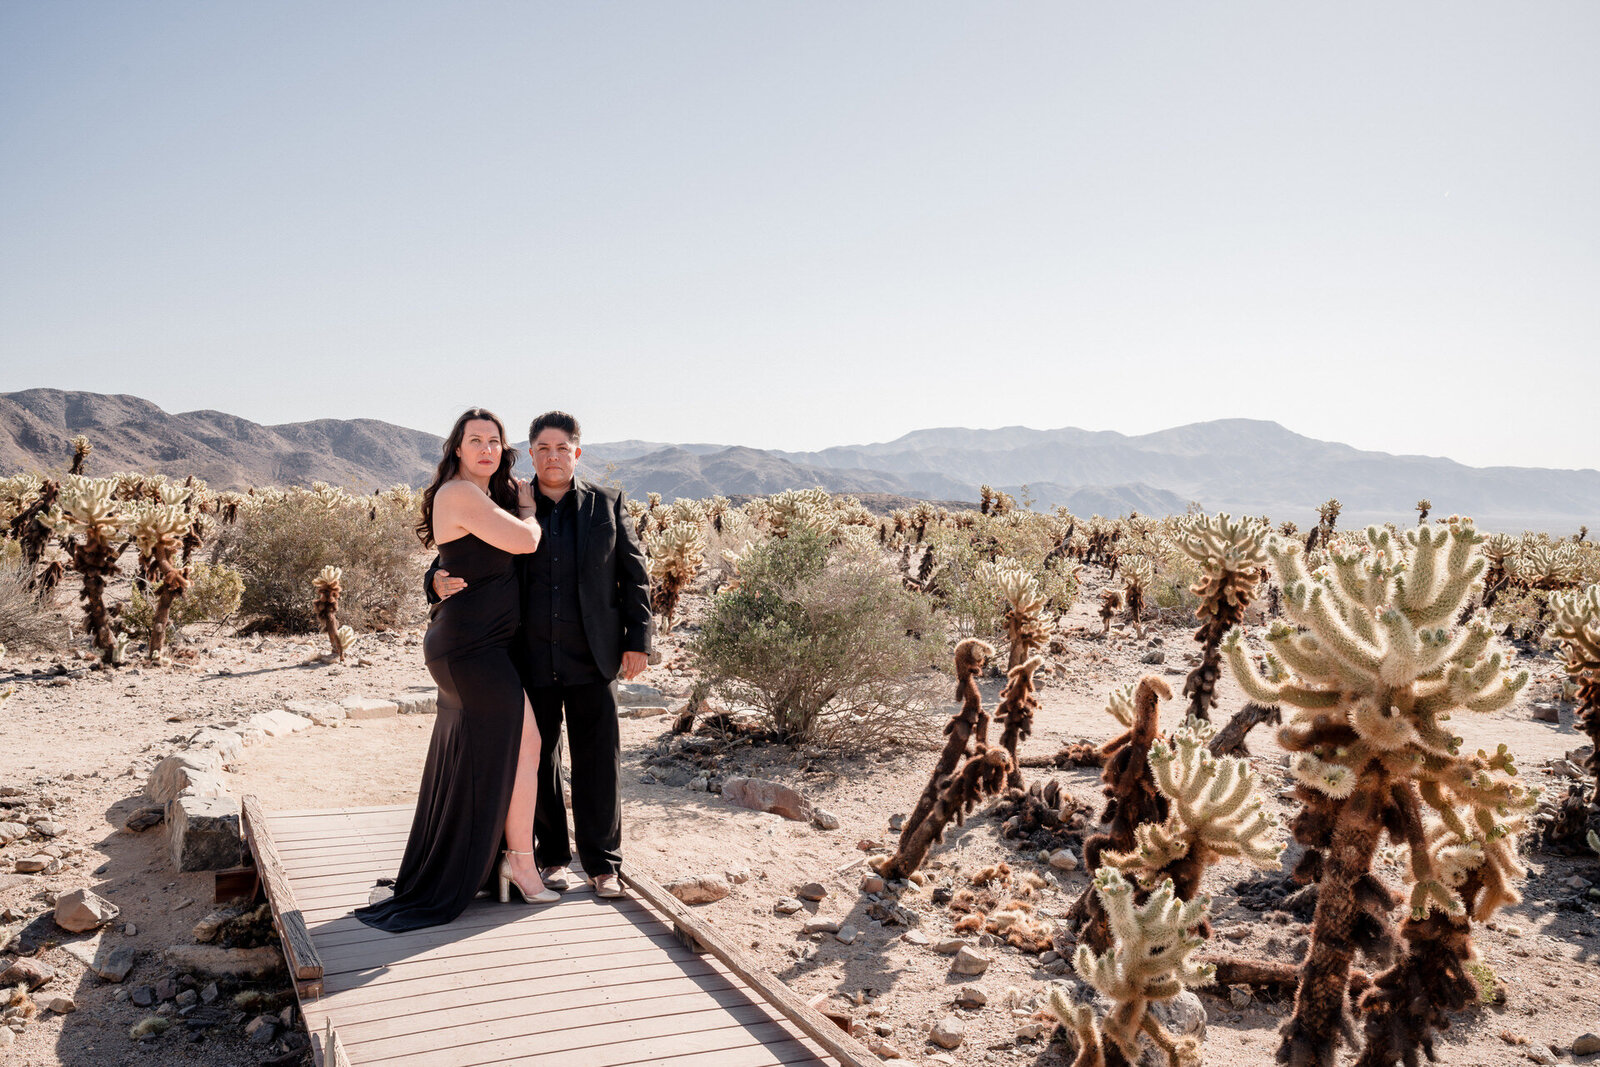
3;391;1594;530
0;389;440;490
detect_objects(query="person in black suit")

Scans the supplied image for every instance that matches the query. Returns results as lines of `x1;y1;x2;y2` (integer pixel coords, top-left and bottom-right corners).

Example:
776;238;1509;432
430;410;651;899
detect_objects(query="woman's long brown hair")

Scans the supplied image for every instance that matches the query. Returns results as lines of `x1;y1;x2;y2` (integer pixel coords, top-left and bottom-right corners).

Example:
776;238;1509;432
416;408;520;547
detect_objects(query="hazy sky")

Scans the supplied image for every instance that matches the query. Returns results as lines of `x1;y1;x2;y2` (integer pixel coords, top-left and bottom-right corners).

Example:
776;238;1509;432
2;3;1596;469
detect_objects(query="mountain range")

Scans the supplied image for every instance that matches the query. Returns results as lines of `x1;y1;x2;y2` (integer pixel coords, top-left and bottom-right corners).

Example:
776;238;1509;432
3;389;1594;531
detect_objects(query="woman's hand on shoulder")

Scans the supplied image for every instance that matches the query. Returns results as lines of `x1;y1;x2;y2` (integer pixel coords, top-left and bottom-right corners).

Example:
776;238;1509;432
439;478;541;555
515;477;537;514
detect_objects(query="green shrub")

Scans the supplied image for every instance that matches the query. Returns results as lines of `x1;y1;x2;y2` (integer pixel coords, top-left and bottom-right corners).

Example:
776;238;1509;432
123;560;245;641
211;491;419;631
692;525;941;745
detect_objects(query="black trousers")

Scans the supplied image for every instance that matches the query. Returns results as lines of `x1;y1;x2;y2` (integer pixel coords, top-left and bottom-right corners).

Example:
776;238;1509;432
526;681;622;877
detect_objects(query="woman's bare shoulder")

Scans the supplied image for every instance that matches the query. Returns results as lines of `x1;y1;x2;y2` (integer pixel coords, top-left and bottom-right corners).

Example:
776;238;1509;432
434;479;486;503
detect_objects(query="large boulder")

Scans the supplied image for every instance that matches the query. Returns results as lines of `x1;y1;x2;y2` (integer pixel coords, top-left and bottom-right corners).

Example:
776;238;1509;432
168;795;241;872
721;777;813;822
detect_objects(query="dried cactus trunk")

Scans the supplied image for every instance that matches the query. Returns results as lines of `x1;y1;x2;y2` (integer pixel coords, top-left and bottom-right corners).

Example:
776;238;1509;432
996;655;1043;791
1207;701;1280;758
312;565;346;662
879;745;1011;881
1069;677;1171;953
898;639;995;850
1098;589;1121;634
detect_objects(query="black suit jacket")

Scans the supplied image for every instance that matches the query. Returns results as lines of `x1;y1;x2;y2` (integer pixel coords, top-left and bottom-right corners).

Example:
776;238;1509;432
424;476;652;682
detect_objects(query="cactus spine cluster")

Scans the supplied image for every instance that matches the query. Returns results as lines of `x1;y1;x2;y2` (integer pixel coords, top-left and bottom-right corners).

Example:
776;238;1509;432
58;477;130;664
129;493;191;662
1049;869;1212;1067
69;435;91;476
647;520;704;634
1221;519;1535;1066
1548;584;1600;799
311;565;352;662
1121;555;1155;633
1178;514;1269;722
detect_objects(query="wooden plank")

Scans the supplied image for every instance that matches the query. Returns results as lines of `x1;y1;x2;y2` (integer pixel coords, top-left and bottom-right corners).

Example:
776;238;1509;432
374;1015;809;1067
315;944;714;1001
213;864;261;904
622;869;881;1067
240;795;325;994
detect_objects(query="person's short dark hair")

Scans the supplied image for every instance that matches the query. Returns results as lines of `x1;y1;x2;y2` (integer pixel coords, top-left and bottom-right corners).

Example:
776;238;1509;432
529;411;580;445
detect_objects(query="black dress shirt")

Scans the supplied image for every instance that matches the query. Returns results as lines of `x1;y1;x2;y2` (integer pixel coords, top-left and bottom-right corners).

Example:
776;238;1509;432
523;488;604;686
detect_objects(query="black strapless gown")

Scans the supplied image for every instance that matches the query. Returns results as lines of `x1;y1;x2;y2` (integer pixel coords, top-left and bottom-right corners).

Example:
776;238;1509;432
355;533;524;932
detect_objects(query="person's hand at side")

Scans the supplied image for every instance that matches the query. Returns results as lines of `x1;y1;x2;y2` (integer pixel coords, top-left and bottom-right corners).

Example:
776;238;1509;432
619;650;647;681
434;569;468;600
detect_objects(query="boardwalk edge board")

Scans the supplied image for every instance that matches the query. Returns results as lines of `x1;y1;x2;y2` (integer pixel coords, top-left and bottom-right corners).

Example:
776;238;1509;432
241;794;327;998
622;868;884;1067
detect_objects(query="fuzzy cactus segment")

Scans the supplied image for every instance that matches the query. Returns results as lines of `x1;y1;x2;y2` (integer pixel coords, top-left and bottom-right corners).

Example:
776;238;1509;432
1064;869;1210;1067
1548;584;1600;795
1220;518;1537;1066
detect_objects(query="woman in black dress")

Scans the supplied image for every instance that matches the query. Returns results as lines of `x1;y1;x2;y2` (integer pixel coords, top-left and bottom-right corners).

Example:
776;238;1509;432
356;408;554;932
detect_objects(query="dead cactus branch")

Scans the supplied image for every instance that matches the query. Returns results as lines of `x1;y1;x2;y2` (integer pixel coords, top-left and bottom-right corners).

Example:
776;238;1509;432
898;638;995;848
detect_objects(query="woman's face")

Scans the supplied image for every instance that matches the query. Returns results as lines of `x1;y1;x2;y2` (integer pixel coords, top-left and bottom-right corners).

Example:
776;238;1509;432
455;419;504;478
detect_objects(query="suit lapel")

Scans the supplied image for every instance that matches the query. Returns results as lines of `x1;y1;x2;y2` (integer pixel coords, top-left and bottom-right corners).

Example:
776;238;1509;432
572;476;593;563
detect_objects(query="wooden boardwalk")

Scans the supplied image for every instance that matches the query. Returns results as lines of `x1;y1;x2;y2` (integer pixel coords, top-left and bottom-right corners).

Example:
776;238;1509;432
242;801;878;1067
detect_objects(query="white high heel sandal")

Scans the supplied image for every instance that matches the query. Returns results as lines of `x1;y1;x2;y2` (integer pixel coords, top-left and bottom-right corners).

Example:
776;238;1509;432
499;849;559;904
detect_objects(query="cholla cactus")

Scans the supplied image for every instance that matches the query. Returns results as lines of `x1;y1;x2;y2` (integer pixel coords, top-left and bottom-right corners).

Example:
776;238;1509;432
1514;540;1582;591
1549;585;1600;798
1178;514;1269;721
1102;716;1284;901
128;503;190;662
1121;555;1155;631
1051;869;1212;1067
69;435;91;476
647;520;704;634
1415;499;1431;524
1098;589;1122;634
758;488;839;540
58;477;129;664
980;562;1048;668
312;565;348;661
1222;520;1535;1065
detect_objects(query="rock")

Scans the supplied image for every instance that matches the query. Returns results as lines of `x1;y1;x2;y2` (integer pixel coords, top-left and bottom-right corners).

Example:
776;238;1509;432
773;897;804;915
336;697;396;721
130;985;156;1007
246;1014;278;1044
200;982;219;1005
1048;849;1080;871
615;682;665;706
55;888;121;933
393;691;438;716
1016;1021;1051;1041
44;995;75;1013
191;906;247;944
835;925;858;945
618;704;669;719
901;929;929;946
804;917;842;935
283;699;345;724
251;709;316;736
888;814;906;831
929;1013;965;1049
186;727;245;762
796;882;828;902
167;794;241;872
13;855;56;873
0;822;27;846
723;868;751;885
123;806;164;832
174;989;197;1008
1228;984;1252;1009
0;958;54;990
154;977;179;1001
123;923;137;936
951;945;991;975
1552;759;1585;780
1571;1033;1600;1056
1140;649;1165;664
861;874;886;894
0;1028;11;1048
955;984;988;1008
31;818;66;837
721;777;814;822
1531;702;1561;724
811;808;841;831
161;944;284;980
663;876;730;905
1526;1045;1557;1065
62;938;137;982
145;752;223;806
932;938;967;955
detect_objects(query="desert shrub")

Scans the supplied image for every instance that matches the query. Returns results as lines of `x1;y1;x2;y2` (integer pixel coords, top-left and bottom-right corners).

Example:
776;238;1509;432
122;560;245;641
211;490;418;631
0;556;60;653
691;524;941;744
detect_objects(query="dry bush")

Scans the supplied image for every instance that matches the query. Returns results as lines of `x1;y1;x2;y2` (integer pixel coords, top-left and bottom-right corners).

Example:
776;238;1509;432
122;560;244;642
0;555;62;654
692;523;941;745
212;491;419;631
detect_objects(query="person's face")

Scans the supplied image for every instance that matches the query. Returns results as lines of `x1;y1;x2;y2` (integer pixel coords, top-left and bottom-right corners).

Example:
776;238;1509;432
455;419;504;479
533;428;580;487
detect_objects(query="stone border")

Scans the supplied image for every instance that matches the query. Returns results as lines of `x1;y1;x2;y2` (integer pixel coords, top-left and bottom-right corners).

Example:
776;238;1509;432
143;687;438;872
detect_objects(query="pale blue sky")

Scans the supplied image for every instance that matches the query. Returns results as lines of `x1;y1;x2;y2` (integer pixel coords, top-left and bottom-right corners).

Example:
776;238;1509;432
2;3;1596;469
